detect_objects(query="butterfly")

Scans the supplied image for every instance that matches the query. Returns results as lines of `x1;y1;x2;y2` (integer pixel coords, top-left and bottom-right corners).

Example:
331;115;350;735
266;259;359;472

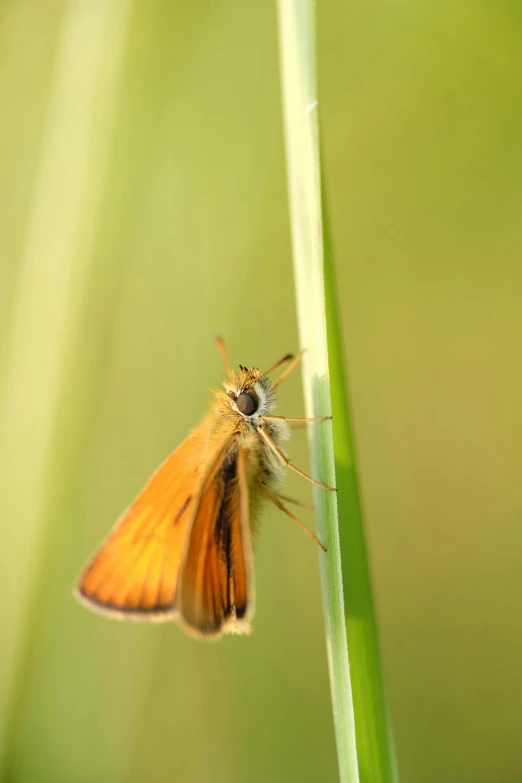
75;338;335;639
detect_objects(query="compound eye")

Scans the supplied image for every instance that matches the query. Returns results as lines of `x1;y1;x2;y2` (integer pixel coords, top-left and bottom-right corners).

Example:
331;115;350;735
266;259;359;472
236;391;258;416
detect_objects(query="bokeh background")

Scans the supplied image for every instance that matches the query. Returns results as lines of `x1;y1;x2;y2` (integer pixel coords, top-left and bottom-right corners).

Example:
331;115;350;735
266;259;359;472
1;1;521;782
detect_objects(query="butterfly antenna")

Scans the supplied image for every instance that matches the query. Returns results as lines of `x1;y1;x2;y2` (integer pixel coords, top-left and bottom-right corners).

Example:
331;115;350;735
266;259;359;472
255;353;294;383
270;349;306;389
216;336;232;374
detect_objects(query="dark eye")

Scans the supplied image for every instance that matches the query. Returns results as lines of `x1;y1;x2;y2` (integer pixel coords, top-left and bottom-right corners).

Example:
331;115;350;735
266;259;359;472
236;391;258;416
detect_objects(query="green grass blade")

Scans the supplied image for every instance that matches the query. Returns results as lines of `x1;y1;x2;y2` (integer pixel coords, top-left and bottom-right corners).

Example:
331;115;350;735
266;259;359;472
277;3;359;782
277;3;398;783
324;204;400;783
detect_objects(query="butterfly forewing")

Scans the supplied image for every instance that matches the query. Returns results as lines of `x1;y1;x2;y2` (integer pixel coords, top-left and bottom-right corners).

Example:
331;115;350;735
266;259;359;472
77;433;203;618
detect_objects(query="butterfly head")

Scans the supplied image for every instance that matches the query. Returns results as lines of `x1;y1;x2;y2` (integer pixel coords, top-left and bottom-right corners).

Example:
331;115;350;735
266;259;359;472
223;366;275;421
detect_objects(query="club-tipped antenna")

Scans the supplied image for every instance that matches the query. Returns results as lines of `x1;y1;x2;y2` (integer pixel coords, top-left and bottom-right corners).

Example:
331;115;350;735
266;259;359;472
270;349;306;389
254;353;294;383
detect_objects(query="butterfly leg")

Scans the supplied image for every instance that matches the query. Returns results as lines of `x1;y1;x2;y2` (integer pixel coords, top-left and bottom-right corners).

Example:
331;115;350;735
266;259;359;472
277;494;315;511
263;414;332;428
256;420;337;492
261;484;326;551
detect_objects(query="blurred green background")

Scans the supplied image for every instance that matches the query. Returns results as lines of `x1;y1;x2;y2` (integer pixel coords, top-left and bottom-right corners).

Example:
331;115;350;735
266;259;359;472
1;1;521;782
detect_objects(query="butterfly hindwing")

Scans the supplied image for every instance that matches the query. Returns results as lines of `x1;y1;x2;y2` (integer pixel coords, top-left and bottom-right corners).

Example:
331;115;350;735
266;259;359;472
176;444;254;638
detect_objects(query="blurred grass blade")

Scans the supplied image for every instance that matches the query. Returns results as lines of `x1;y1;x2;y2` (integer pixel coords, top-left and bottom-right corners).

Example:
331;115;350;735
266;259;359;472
278;3;398;783
0;0;130;762
277;3;359;782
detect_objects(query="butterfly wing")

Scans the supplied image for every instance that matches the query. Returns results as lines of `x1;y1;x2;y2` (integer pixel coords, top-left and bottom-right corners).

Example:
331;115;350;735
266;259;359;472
176;444;254;638
76;432;205;619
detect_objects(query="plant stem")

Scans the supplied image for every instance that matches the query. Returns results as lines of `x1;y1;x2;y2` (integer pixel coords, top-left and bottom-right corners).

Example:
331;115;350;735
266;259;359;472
278;2;399;782
277;3;359;781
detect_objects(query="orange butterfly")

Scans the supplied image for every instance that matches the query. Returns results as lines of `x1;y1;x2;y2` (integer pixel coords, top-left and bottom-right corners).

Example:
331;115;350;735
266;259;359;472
75;338;335;639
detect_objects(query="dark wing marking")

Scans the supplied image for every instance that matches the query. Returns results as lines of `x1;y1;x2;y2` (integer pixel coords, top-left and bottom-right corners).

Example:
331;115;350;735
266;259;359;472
176;444;254;637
